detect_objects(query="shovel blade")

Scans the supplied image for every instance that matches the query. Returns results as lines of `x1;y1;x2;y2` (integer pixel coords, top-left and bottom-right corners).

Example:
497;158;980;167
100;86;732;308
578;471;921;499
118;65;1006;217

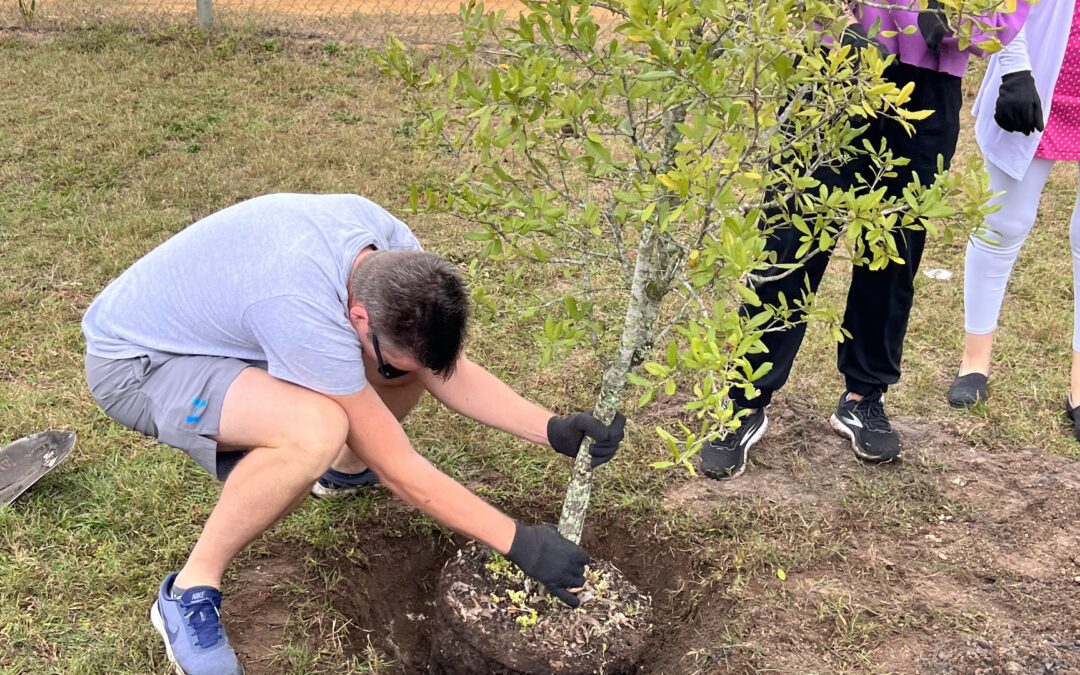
0;430;76;506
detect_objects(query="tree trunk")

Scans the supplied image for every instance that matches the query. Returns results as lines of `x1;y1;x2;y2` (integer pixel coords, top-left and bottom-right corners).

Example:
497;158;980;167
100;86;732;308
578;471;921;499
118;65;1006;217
557;230;664;543
557;102;686;543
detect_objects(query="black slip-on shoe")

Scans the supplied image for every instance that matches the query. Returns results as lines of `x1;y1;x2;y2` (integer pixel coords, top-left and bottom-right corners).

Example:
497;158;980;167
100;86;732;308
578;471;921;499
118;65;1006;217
1065;393;1080;443
947;372;989;408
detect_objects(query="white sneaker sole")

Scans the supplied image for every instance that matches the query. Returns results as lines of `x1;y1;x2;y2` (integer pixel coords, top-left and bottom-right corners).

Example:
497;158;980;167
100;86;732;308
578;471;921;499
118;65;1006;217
150;600;186;675
829;414;899;463
150;599;244;675
310;481;373;498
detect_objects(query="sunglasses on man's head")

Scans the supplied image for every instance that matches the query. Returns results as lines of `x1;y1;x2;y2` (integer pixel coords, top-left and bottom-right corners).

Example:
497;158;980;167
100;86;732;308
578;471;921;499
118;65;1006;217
371;332;411;380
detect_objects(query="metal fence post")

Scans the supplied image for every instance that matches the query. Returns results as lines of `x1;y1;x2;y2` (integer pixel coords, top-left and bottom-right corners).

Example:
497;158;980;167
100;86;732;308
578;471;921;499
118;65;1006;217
197;0;213;31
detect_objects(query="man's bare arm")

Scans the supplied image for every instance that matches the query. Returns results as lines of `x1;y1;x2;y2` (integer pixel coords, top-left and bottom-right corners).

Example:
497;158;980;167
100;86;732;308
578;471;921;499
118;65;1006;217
329;385;515;553
421;356;627;468
420;356;552;445
328;384;591;607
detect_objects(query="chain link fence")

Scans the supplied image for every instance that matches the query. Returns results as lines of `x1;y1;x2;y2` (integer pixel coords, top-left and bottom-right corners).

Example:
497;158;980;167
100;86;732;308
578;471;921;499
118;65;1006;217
1;0;527;46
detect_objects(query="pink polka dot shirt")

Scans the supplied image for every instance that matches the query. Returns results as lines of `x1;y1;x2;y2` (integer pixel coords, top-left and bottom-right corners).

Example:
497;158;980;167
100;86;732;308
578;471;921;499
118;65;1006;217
1036;4;1080;161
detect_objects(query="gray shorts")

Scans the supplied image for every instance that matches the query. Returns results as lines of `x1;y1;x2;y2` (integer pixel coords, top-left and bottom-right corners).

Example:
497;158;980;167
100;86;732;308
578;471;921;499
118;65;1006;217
84;352;260;480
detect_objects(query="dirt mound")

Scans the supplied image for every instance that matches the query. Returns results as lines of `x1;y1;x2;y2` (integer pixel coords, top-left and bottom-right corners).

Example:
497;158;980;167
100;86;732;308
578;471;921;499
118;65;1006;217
430;545;653;674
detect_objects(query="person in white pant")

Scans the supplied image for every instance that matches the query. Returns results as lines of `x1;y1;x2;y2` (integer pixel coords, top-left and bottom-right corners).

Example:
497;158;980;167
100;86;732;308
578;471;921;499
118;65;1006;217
949;0;1080;440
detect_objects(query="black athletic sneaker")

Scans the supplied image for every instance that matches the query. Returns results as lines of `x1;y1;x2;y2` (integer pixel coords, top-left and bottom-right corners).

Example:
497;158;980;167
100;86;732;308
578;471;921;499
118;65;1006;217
700;409;769;480
1064;393;1080;442
829;392;901;462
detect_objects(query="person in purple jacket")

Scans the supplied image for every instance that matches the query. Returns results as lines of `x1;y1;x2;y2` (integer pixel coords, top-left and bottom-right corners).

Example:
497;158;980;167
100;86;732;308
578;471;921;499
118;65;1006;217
700;1;1030;480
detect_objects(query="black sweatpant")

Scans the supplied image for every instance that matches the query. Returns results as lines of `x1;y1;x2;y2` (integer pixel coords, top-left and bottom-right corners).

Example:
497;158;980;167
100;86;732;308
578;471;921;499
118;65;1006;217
732;61;962;410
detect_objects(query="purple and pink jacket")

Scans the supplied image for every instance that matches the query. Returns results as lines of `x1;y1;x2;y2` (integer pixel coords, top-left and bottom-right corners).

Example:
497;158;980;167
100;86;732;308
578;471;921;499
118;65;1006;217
854;0;1032;77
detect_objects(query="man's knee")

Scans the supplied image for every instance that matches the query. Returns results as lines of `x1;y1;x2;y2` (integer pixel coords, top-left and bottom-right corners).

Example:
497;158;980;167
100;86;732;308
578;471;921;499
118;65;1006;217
282;395;348;474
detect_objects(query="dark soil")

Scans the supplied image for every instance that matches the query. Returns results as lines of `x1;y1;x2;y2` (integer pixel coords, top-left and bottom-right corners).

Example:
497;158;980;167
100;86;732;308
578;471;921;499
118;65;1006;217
226;529;457;673
227;556;301;673
226;402;1080;674
429;544;653;674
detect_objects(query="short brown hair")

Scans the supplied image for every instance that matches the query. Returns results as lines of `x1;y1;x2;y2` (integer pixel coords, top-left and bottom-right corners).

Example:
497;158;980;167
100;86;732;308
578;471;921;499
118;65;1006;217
351;250;469;379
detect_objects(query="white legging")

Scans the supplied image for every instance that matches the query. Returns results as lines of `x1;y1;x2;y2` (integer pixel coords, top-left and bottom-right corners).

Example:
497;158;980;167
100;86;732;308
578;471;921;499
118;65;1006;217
965;157;1080;351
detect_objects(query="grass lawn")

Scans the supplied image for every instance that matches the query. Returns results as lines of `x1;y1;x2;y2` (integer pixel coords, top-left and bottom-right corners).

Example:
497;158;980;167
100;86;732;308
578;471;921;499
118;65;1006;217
1;22;1078;674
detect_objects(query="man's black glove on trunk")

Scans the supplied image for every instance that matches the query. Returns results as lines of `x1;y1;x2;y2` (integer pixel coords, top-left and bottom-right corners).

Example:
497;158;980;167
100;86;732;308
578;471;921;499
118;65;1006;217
506;522;589;608
547;412;626;468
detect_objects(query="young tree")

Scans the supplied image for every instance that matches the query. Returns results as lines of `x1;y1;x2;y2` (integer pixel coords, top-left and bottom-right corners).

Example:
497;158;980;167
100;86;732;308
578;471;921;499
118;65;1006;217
379;0;1003;543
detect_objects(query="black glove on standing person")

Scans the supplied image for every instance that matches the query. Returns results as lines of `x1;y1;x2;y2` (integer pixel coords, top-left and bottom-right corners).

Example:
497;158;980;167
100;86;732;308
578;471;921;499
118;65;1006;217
506;522;589;608
995;71;1045;135
547;412;626;468
918;0;949;53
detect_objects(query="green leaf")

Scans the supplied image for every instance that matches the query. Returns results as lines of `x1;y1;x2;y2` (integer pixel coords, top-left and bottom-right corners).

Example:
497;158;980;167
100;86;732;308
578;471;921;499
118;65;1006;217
584;138;612;165
460;72;484;103
643;361;667;377
750;361;772;381
638;387;656;407
920;202;954;219
640;201;657;223
638;70;676;81
736;284;761;307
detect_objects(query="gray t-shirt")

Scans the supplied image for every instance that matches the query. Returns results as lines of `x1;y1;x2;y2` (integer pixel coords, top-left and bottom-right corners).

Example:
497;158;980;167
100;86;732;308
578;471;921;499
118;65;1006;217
82;193;422;395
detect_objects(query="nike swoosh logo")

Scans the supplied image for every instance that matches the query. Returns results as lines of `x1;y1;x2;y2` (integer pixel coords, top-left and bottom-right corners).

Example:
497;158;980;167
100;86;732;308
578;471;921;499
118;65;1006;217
738;422;761;448
162;608;180;643
843;413;863;429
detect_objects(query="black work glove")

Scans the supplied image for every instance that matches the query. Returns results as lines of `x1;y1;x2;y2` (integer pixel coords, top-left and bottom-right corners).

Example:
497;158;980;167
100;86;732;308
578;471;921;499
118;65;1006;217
917;0;949;53
506;522;589;608
995;71;1045;135
840;21;889;58
547;412;626;468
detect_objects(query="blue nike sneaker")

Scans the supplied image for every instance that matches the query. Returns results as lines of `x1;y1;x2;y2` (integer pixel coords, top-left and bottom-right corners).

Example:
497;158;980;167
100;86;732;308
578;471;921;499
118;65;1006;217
310;467;381;498
149;573;244;675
